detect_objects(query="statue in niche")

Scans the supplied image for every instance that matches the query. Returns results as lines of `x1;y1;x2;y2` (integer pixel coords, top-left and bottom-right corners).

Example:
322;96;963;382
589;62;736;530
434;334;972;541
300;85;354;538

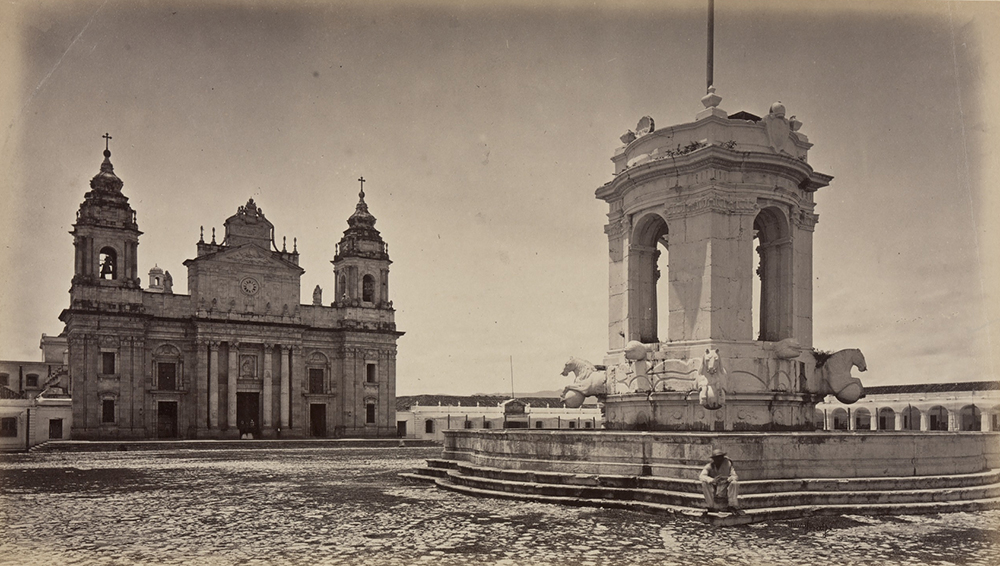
560;357;607;409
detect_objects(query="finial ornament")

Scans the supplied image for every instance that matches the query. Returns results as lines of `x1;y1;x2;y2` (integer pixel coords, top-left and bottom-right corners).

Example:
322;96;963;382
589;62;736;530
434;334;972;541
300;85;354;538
200;226;204;243
358;176;366;200
103;132;112;156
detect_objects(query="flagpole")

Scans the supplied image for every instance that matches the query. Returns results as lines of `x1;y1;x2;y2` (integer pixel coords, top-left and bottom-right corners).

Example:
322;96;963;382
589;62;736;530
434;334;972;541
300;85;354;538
510;355;515;399
707;0;715;91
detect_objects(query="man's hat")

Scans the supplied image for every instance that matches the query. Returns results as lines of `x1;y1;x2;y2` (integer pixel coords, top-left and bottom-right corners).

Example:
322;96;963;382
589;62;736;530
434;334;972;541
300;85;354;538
711;448;726;458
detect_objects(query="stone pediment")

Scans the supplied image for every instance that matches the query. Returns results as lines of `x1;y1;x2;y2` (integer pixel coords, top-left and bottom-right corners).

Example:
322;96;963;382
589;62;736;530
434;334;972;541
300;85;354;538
196;244;304;273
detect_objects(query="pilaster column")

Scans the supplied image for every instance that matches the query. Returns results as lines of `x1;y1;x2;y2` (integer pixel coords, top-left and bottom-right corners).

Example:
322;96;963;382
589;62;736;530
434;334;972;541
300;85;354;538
948;410;958;432
262;343;273;429
824;409;832;431
848;409;855;431
291;345;304;430
280;346;290;428
920;411;929;431
196;340;209;431
228;342;239;429
981;411;990;432
208;342;220;429
894;410;903;431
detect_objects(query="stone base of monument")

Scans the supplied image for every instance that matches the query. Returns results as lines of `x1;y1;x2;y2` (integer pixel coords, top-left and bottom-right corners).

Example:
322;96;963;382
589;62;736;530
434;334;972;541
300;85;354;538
403;430;1000;525
604;392;824;432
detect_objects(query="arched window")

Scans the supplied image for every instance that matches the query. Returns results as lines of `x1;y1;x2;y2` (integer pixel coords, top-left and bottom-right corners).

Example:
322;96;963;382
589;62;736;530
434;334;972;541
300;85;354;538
338;274;347;301
629;213;669;343
753;207;791;341
362;274;375;303
928;406;949;431
535;421;544;429
99;247;118;280
813;409;826;430
854;408;871;430
902;406;921;431
960;405;982;431
832;408;849;430
424;419;435;434
877;407;896;431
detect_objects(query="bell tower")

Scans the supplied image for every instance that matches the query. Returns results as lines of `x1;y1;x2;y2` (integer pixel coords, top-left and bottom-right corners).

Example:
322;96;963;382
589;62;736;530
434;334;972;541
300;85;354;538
332;177;392;309
70;134;142;291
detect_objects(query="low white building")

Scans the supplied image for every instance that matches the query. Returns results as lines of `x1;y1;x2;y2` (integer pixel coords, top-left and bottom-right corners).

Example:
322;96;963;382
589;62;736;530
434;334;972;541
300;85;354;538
396;395;602;441
816;381;1000;432
1;334;72;451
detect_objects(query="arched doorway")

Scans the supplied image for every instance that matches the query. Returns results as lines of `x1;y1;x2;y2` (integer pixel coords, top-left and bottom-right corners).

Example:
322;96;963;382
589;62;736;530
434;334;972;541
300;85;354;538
928;406;949;431
959;405;982;431
854;408;871;430
832;408;849;430
877;407;896;431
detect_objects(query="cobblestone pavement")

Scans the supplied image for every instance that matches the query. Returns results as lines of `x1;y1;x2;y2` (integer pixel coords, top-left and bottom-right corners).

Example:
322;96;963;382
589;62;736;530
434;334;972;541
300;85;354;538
1;448;997;566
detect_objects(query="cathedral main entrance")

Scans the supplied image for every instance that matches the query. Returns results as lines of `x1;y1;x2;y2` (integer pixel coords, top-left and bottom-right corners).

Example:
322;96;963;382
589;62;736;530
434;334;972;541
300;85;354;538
237;392;260;437
157;401;178;438
310;404;327;437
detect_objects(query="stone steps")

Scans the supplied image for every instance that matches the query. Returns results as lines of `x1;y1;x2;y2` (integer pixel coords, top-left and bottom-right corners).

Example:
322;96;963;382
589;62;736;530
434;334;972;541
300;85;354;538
402;459;1000;525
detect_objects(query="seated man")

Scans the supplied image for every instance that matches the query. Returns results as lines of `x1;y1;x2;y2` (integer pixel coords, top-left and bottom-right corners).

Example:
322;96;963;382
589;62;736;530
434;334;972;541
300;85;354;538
698;448;745;515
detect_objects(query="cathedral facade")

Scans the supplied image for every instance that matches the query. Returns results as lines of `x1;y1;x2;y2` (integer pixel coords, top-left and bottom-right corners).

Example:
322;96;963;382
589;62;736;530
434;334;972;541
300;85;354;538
61;145;402;440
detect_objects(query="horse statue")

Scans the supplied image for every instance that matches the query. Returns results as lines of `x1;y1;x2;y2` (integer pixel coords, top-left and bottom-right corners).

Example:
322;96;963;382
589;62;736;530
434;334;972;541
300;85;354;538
693;348;725;409
816;348;867;404
561;357;607;409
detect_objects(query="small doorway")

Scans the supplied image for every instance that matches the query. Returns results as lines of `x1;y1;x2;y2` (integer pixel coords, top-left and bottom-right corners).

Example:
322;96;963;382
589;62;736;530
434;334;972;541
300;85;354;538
237;393;260;438
48;418;63;439
157;402;178;438
396;420;407;437
310;403;327;438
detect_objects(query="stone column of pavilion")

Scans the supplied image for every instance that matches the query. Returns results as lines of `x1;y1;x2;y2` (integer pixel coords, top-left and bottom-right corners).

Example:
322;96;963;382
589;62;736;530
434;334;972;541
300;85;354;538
596;89;838;431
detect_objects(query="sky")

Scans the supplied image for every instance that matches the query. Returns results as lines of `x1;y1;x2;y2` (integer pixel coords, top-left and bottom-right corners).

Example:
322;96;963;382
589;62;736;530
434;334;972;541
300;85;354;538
1;0;998;396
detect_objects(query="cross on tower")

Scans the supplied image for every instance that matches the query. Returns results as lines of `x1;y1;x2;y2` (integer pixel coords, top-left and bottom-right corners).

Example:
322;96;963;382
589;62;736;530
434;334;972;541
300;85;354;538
358;176;366;199
103;132;113;151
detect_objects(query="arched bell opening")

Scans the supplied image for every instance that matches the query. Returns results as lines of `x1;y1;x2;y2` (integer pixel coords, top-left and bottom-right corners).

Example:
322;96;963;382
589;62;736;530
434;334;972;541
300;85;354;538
98;247;118;280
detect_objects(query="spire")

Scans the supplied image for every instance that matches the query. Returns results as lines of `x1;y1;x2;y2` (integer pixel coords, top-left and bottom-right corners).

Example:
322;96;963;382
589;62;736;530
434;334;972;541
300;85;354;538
90;133;123;193
347;175;376;229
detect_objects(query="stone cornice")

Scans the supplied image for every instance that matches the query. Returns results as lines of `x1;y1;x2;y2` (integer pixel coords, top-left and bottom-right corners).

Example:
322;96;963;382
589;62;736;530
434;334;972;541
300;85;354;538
596;145;831;203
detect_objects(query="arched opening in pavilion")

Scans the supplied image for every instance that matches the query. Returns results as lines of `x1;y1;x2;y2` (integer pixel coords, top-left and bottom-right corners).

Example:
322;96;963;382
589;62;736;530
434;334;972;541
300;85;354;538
753;207;791;342
629;213;669;343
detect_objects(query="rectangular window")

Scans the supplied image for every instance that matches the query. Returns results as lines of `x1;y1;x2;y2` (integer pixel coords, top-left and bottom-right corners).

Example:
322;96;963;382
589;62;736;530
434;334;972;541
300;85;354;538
309;368;324;394
568;421;577;429
102;352;116;375
535;421;544;429
25;374;39;387
366;403;376;424
0;373;8;387
0;417;16;437
366;363;377;384
157;363;177;390
102;399;115;423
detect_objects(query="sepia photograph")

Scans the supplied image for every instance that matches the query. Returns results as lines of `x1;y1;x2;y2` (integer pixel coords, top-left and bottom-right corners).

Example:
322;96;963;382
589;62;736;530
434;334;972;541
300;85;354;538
1;0;998;564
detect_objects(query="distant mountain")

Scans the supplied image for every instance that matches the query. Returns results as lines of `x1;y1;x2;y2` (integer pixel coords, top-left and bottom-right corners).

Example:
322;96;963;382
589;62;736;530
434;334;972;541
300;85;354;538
475;389;564;398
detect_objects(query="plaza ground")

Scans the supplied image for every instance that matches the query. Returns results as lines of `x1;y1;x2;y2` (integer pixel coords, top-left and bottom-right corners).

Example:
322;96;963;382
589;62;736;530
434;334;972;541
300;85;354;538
0;446;997;565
